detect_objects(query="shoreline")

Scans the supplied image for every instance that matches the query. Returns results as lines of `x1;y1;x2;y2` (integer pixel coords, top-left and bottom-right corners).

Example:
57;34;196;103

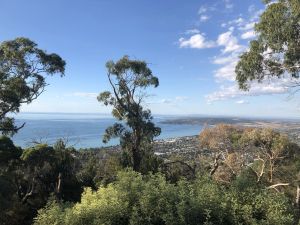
14;117;300;150
80;118;300;157
79;135;201;159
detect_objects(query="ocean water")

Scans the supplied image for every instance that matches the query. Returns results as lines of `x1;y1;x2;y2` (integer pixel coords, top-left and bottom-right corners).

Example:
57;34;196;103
12;113;202;148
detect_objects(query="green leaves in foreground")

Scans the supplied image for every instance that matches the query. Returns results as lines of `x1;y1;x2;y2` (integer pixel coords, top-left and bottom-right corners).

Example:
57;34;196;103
34;170;295;225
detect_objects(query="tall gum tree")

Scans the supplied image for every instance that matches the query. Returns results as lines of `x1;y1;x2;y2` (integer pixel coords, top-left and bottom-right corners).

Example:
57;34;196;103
98;56;161;172
0;37;66;135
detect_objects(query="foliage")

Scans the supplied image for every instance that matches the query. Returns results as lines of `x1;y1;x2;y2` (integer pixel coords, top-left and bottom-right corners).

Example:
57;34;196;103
1;128;299;225
0;37;65;135
76;148;124;188
199;124;246;182
235;0;300;90
34;169;295;225
199;124;300;198
98;56;161;171
241;128;297;183
0;139;83;225
199;124;243;153
160;155;196;183
0;135;22;163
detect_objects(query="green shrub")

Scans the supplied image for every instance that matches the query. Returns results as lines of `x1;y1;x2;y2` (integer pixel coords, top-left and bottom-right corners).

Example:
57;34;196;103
34;170;295;225
0;136;22;163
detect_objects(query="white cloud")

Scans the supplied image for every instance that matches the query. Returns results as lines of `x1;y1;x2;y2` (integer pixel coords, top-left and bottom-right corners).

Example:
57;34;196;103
241;30;256;39
178;3;294;106
250;9;264;22
185;29;200;35
212;47;245;81
236;100;249;104
179;34;215;49
210;11;259;85
200;15;210;22
179;30;245;53
72;92;98;98
197;5;216;23
198;6;207;14
214;60;238;81
198;5;216;14
248;5;256;13
222;18;244;28
213;54;236;65
225;3;233;9
231;18;244;25
217;31;244;53
235;18;244;24
206;78;291;103
153;96;189;105
239;22;255;31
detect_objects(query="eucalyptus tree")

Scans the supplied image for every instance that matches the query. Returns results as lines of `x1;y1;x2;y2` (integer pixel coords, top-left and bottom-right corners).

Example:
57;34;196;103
235;0;300;90
199;124;245;181
98;56;161;171
0;37;66;135
240;128;296;184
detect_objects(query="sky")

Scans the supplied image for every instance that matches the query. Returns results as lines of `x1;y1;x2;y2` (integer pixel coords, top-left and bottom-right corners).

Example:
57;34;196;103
1;0;300;118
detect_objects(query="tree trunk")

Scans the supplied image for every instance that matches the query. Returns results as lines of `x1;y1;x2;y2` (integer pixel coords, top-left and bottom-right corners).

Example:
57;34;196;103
132;127;142;172
132;148;141;172
255;158;265;183
21;178;36;204
296;185;300;208
269;161;274;183
210;154;221;176
56;172;62;199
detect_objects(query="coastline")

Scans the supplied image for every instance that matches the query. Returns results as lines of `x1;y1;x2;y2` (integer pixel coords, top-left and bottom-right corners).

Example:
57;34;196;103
13;115;300;149
78;135;201;159
79;117;300;159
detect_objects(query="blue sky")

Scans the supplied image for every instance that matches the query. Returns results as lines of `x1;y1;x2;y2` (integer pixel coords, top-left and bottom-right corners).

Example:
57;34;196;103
1;0;299;118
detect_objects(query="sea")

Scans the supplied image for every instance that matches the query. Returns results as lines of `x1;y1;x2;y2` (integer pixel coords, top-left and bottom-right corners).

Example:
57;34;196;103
12;113;203;149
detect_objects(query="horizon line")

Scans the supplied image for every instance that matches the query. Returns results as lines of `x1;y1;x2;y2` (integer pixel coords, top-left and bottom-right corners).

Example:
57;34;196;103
17;111;300;120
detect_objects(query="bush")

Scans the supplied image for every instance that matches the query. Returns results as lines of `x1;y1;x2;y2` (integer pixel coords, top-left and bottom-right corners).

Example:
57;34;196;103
0;136;22;163
34;170;295;225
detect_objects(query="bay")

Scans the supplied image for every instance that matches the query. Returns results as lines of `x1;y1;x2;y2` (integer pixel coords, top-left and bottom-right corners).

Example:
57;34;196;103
12;113;202;148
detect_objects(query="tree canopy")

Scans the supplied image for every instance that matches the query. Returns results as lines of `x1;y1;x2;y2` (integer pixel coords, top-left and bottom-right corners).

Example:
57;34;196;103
235;0;300;90
0;37;65;135
98;56;161;172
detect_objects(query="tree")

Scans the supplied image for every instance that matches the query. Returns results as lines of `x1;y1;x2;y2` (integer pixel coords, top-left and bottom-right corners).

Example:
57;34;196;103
98;56;161;172
241;128;295;183
0;138;82;225
235;0;300;90
199;124;245;181
0;136;22;164
34;170;295;225
0;37;65;135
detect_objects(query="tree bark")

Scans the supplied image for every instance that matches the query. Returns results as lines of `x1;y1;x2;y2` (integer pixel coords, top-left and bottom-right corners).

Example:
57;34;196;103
132;126;142;172
296;185;300;208
210;154;221;176
269;161;274;183
132;148;141;172
56;172;62;194
21;178;36;204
